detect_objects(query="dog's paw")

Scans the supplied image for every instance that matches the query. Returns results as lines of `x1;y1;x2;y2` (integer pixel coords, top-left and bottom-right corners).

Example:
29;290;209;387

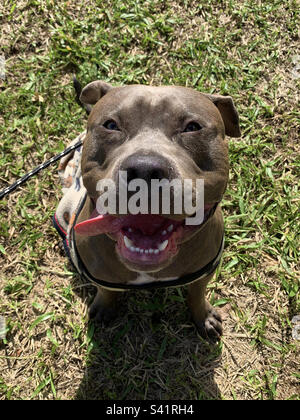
89;300;118;325
194;303;223;342
88;288;121;326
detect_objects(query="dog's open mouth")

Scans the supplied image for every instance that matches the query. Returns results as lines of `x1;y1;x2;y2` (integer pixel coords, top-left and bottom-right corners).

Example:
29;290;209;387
75;203;217;269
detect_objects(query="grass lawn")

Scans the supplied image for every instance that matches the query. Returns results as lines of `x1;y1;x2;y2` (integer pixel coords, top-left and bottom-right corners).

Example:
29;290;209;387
0;0;299;400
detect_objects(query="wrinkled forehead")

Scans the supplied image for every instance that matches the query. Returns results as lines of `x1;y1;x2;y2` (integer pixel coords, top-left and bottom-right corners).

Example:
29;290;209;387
89;85;221;126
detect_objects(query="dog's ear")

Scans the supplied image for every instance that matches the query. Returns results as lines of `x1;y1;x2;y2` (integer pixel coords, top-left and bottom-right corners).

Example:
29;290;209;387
204;94;241;138
80;80;113;105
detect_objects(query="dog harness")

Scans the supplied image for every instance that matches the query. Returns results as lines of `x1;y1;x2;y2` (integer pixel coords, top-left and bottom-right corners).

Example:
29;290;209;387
53;132;224;291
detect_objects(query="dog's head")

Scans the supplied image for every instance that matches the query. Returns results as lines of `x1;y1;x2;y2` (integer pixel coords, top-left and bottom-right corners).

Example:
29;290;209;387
75;81;240;272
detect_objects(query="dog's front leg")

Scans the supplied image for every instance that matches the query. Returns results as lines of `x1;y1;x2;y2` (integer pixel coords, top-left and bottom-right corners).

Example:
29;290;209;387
89;286;121;324
187;274;223;341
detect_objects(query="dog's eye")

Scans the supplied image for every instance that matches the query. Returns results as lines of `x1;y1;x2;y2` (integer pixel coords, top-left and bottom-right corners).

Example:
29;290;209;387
103;120;120;131
183;122;202;132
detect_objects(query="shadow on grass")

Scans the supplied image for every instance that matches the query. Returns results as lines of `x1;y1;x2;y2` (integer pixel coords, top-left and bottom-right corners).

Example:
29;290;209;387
71;281;222;400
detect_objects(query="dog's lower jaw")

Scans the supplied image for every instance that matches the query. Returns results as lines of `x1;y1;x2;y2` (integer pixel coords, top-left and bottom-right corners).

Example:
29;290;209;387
108;206;219;273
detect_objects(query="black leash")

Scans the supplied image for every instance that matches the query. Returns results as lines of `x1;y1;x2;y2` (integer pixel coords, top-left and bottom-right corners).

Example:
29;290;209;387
0;76;89;200
0;139;83;199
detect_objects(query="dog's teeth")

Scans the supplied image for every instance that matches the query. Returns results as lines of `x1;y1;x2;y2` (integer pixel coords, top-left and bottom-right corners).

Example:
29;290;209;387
167;224;173;232
162;230;167;235
125;235;169;255
124;236;133;249
158;240;168;251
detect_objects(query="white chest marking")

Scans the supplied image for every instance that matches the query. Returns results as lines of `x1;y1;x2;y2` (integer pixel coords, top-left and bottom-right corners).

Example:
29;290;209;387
129;273;178;285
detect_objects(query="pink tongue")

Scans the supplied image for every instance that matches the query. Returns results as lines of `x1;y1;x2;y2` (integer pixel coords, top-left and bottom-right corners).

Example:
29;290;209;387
74;211;167;237
74;212;121;236
123;214;165;235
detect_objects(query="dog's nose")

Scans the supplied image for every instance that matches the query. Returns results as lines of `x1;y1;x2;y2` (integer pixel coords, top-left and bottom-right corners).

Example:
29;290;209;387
120;153;172;183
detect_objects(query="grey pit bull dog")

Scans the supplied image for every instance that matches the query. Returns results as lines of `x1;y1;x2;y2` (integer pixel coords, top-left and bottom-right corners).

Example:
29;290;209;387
67;81;241;341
